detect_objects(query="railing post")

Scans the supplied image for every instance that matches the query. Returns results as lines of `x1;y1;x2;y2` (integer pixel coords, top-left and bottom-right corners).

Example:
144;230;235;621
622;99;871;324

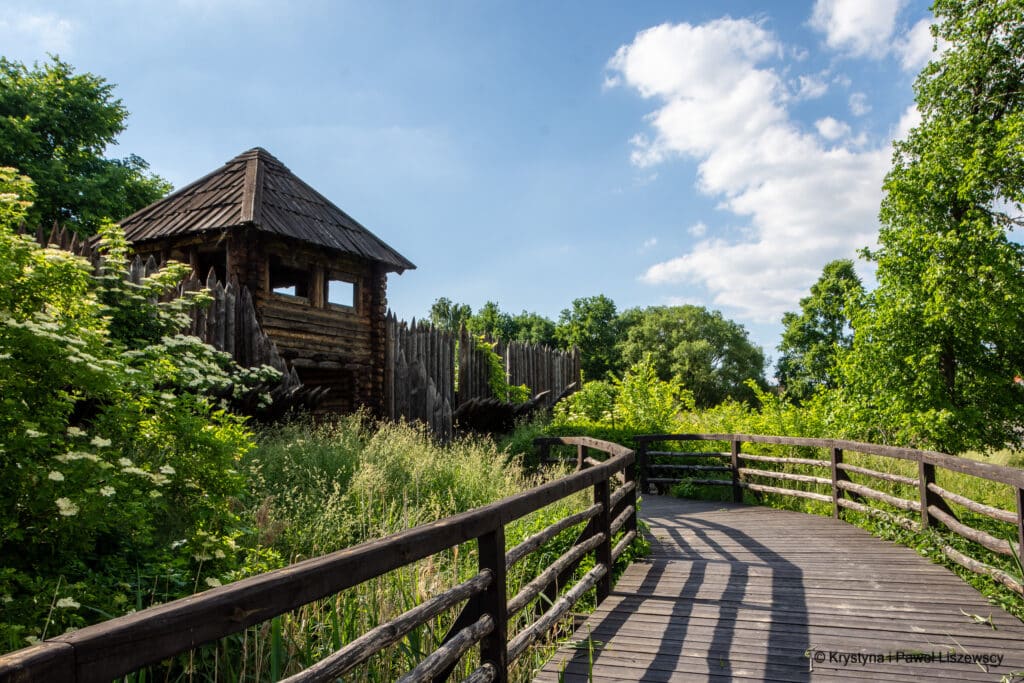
477;528;508;682
594;477;612;604
1016;487;1024;564
577;444;588;470
538;440;551;465
730;438;742;503
830;447;844;519
918;460;935;529
636;439;649;495
624;452;638;535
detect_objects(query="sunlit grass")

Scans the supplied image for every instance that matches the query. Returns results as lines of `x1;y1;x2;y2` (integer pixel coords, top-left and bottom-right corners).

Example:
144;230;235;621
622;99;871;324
120;414;635;681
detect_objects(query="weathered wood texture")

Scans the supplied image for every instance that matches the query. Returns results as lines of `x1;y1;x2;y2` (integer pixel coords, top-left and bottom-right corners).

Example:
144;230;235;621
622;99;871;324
20;225;321;415
26;224;578;428
634;433;1024;596
384;317;581;437
536;496;1024;682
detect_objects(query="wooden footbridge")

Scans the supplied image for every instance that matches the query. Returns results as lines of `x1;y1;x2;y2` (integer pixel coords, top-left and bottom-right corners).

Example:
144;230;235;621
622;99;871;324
1;435;1023;682
536;496;1024;681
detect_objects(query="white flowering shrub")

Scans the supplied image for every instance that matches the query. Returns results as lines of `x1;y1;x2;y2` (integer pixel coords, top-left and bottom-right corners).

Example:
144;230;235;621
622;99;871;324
0;169;277;650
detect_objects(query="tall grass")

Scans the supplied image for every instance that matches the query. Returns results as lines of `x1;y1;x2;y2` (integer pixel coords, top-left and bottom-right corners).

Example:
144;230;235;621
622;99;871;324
122;414;631;681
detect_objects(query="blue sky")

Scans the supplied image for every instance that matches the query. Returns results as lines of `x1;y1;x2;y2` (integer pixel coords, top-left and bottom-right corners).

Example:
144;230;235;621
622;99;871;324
1;0;940;362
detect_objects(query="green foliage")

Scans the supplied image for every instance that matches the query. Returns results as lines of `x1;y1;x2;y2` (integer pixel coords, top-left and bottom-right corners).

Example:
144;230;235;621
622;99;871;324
613;357;693;433
675;382;831;441
555;295;621;381
0;168;33;224
428;296;472;333
467;300;515;340
555;380;618;425
0;178;270;648
247;415;543;558
554;358;691;434
428;298;556;346
475;335;530;403
0;57;170;234
507;310;556;346
776;260;864;403
840;0;1024;453
617;305;766;407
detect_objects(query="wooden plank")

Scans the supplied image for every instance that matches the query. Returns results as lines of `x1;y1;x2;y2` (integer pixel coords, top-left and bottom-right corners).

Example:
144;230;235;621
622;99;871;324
0;642;75;683
926;482;1018;525
282;571;491;682
737;467;831;486
837;462;917;487
738;453;829;467
836;480;921;512
928;505;1019;557
738;481;832;502
535;495;1024;683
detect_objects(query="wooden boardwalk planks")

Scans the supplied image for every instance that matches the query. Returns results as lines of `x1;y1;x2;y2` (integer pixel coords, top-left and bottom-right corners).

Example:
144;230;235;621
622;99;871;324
534;496;1024;682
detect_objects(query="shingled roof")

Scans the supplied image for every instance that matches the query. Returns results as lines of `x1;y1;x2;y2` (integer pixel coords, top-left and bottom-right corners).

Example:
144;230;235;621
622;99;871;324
119;147;415;273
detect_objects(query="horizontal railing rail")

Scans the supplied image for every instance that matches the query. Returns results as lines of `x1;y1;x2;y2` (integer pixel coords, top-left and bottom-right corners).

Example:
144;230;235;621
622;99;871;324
635;433;1024;596
0;437;636;683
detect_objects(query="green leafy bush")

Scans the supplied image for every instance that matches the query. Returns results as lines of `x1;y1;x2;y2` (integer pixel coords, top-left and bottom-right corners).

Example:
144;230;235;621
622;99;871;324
553;357;691;435
0;169;272;649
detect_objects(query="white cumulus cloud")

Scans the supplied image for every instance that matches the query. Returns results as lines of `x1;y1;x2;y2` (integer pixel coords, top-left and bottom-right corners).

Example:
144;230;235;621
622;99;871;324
895;18;949;72
815;116;852;140
794;73;829;100
809;0;903;58
609;18;891;323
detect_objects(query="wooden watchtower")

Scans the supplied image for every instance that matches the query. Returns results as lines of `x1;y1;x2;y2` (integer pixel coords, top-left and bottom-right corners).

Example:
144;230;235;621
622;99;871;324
119;147;415;414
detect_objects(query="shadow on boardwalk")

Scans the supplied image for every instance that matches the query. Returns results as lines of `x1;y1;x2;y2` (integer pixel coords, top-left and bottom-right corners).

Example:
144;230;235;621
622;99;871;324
535;496;1024;682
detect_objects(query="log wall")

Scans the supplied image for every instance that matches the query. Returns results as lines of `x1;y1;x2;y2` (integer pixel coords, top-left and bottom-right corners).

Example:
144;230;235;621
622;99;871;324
385;317;581;437
29;225;580;430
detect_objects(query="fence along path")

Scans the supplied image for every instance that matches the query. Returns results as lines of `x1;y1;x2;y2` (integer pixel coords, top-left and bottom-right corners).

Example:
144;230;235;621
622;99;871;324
538;433;1024;681
0;437;636;683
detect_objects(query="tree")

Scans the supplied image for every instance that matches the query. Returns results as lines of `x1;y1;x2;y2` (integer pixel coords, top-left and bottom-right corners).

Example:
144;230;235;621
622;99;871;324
428;296;472;333
555;295;621;380
776;260;864;402
466;300;515;340
0;56;170;233
841;0;1024;452
508;311;556;346
618;305;765;407
430;298;556;345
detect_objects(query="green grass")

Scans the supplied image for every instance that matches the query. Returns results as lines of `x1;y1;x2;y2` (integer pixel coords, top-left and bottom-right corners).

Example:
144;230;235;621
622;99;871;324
116;414;644;682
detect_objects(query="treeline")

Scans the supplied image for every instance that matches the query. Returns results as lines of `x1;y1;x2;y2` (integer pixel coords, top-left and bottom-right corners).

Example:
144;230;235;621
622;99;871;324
427;295;767;408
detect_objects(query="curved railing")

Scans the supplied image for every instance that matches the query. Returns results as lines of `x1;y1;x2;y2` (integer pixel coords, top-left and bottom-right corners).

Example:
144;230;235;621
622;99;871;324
635;433;1024;595
0;437;636;683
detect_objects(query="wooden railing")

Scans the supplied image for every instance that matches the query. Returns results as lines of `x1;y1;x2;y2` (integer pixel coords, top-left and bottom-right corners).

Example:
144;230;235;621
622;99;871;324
0;437;636;683
635;433;1024;595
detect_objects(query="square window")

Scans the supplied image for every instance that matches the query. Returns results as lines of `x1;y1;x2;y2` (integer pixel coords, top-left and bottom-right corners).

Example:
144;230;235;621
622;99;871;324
269;256;310;301
327;278;355;309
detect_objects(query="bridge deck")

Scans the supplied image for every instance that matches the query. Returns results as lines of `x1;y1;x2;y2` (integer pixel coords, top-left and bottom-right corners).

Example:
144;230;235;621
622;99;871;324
534;496;1024;682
